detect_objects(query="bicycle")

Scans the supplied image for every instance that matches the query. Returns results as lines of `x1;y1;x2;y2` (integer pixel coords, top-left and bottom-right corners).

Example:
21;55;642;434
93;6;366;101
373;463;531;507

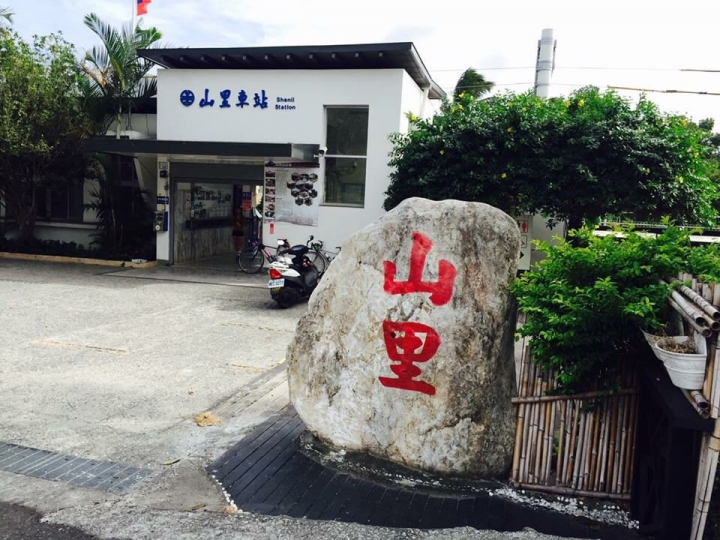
238;238;290;274
307;237;341;273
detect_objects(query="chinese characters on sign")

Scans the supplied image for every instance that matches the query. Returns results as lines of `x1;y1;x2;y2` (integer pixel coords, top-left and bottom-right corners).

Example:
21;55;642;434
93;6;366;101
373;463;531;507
384;232;457;306
179;88;296;111
379;232;457;396
380;321;440;396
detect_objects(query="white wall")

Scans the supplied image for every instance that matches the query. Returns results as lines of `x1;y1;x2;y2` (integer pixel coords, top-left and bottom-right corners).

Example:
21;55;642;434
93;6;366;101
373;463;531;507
23;223;96;247
106;114;157;138
530;215;566;267
399;71;426;133
157;68;438;255
83;179;100;224
159;69;404;144
156;156;170;262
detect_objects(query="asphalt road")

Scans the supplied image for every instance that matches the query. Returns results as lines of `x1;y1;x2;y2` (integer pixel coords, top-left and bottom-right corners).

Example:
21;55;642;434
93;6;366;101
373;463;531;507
0;503;111;540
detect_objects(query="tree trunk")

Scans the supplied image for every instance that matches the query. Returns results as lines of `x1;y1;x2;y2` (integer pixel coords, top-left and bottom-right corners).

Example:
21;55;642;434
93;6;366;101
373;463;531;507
567;216;583;234
12;191;37;243
115;105;122;139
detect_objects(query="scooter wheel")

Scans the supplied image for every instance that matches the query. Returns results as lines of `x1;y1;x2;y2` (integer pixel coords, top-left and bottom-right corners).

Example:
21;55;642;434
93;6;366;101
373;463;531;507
275;287;300;309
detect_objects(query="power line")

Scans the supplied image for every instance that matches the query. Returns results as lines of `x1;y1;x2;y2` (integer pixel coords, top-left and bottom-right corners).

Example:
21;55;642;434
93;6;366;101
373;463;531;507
430;67;535;72
440;82;720;97
557;66;680;72
431;65;720;74
440;83;534;91
609;85;720;96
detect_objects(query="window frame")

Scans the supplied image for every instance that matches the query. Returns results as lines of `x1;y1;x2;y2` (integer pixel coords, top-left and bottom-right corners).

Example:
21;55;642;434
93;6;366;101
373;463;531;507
35;182;85;223
322;105;369;208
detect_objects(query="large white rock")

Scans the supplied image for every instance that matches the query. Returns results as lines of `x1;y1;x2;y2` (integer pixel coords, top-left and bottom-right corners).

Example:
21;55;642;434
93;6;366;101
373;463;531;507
287;198;520;477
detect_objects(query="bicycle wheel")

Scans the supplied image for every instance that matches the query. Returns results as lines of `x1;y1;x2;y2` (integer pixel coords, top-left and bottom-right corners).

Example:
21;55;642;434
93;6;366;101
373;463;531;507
308;250;327;273
238;247;265;274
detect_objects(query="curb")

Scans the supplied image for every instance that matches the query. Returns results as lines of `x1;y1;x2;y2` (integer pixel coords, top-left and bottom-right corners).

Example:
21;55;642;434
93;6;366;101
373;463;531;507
0;252;158;269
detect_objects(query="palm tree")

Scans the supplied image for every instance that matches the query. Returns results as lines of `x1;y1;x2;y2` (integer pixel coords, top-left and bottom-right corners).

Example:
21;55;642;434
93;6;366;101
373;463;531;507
0;7;13;25
454;68;494;101
81;13;162;137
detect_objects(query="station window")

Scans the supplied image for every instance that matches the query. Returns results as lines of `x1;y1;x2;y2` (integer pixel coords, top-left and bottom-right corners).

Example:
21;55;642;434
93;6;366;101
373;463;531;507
35;183;85;222
324;106;369;206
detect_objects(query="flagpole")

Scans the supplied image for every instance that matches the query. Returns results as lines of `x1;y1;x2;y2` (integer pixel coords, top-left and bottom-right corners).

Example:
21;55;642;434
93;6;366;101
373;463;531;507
131;0;136;31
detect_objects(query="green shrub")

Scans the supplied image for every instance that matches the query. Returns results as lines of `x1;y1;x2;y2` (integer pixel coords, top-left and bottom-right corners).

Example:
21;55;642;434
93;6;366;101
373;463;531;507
0;236;154;261
510;225;719;393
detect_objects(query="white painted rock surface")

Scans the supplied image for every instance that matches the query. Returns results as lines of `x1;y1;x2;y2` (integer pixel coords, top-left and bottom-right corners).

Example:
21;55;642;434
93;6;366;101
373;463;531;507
287;197;520;477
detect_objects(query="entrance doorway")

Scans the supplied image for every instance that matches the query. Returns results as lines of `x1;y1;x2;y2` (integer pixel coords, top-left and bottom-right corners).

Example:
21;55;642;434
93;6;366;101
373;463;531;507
169;162;263;267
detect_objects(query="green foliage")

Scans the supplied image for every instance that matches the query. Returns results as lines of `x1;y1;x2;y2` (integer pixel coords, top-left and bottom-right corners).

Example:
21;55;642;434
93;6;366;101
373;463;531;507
697;117;720;219
81;13;162;135
385;87;719;228
453;68;493;101
510;225;720;393
686;242;720;283
0;7;12;25
0;237;91;257
0;235;155;262
0;31;91;241
85;156;155;260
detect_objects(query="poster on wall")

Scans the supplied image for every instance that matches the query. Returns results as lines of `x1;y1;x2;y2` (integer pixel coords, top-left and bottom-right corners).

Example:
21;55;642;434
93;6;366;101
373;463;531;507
263;162;321;227
241;191;252;211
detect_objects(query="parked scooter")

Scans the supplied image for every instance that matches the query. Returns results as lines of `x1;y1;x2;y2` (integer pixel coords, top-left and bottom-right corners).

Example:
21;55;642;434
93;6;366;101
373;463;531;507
267;236;321;308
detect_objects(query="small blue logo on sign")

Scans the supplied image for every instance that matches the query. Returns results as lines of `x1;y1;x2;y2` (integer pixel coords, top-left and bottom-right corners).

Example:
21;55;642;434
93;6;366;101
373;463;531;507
179;90;195;107
157;196;170;205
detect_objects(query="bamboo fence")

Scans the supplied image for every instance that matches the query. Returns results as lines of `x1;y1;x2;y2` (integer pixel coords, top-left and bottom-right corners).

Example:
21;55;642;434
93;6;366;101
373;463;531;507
512;276;720;509
511;338;638;500
678;275;720;540
512;275;720;534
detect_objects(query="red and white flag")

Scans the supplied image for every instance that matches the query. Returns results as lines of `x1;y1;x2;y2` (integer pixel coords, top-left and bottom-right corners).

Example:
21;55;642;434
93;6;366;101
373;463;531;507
137;0;152;16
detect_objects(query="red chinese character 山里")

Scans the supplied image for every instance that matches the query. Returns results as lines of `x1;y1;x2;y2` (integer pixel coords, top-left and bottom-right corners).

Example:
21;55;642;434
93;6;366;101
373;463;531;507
383;232;457;306
379;320;440;396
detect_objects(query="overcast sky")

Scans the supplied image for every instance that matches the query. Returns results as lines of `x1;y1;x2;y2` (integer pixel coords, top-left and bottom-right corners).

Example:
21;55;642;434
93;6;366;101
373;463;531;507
6;0;720;126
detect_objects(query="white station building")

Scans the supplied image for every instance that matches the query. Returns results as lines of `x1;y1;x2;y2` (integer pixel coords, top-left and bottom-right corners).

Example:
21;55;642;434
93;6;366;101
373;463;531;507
85;42;445;265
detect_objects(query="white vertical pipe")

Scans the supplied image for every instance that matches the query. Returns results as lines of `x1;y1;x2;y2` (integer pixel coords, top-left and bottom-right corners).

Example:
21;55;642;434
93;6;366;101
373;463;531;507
535;28;556;98
419;86;430;119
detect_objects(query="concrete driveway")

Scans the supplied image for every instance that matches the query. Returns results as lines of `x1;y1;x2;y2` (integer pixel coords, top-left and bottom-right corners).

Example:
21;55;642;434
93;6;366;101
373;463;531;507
0;259;300;466
0;259;582;540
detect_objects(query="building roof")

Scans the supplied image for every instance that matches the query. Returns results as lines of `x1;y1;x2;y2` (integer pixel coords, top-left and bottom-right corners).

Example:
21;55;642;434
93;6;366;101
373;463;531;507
137;42;445;99
83;138;318;161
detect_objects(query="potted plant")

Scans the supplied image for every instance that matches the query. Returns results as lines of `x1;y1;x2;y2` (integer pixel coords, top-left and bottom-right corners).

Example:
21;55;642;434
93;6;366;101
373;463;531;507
639;309;684;362
654;332;708;390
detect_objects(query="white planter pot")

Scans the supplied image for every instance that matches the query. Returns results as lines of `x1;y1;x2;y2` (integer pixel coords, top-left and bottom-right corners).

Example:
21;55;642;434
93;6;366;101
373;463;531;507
655;334;708;390
641;330;664;361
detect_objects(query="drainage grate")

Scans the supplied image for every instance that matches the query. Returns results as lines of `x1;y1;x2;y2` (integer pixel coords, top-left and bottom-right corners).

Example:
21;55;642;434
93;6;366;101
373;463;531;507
0;442;152;493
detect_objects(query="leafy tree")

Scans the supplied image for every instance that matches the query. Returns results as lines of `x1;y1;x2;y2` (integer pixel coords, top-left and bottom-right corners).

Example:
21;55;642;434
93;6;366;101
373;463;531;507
385;87;719;229
697;118;720;219
0;7;12;25
80;14;162;258
81;13;162;137
453;67;494;101
511;224;720;393
85;155;155;260
0;32;91;241
698;118;720;149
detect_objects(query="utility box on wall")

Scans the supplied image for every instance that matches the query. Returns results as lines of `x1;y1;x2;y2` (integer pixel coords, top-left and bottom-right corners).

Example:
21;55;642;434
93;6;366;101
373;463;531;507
154;211;168;232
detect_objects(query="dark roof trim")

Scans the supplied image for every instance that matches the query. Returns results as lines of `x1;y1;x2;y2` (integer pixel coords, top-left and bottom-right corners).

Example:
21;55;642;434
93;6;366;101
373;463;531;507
138;42;445;99
83;138;318;161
